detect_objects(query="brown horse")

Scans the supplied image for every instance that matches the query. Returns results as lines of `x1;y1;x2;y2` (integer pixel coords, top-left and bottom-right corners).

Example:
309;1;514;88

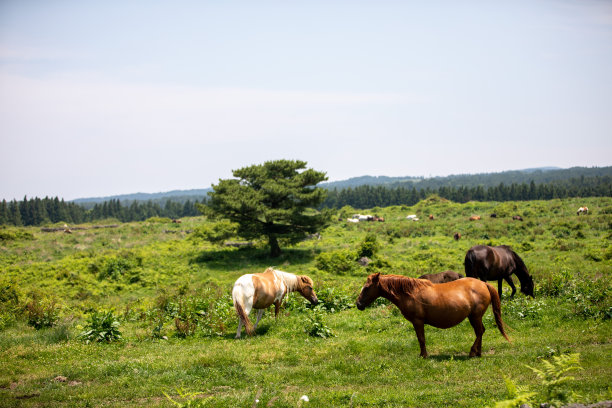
232;268;318;338
464;245;534;299
356;273;509;357
418;270;464;284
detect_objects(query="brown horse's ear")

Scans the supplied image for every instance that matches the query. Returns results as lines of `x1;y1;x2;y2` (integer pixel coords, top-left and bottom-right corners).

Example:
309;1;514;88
371;273;380;283
301;276;311;284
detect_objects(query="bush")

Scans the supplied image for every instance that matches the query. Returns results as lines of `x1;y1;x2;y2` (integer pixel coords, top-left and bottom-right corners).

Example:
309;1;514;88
91;252;143;282
79;310;122;343
305;309;335;338
357;234;380;258
315;249;358;275
25;294;60;330
312;287;354;313
149;287;234;338
0;229;34;242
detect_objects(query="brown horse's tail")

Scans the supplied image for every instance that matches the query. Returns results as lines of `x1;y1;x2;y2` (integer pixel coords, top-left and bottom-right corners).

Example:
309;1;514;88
233;291;254;336
486;283;510;342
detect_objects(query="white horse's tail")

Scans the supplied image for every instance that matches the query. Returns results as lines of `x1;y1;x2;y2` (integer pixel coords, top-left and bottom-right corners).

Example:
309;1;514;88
233;286;254;336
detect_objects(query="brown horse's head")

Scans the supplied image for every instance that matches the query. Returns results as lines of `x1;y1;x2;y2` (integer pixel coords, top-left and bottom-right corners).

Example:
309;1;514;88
297;275;318;305
356;273;382;310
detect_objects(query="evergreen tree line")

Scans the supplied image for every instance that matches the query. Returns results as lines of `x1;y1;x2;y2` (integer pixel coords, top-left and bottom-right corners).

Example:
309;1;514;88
2;175;610;226
0;196;206;227
322;175;612;209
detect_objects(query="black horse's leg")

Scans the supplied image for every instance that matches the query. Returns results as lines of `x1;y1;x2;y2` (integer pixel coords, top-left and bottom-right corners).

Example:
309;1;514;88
468;315;485;357
505;276;517;297
412;321;428;358
498;279;504;299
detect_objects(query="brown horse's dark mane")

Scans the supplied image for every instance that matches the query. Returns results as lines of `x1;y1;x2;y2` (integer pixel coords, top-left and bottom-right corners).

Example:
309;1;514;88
379;274;433;299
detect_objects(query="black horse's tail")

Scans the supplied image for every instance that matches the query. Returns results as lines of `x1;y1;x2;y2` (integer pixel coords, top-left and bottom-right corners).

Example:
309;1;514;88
464;249;477;278
486;283;510;343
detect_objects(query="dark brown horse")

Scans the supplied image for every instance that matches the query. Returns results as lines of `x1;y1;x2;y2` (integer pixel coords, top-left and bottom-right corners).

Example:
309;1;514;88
356;273;509;357
418;270;463;284
464;245;534;299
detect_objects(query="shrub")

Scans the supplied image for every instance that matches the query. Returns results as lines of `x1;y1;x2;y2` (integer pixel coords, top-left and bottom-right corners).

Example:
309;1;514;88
357;234;380;258
0;279;21;328
0;229;34;242
315;249;357;274
79;310;122;343
311;287;354;313
92;252;143;282
305;309;335;338
190;220;239;246
25;294;60;330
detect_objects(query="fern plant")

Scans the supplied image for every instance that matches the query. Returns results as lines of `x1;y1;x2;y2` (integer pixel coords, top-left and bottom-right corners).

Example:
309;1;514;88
526;352;583;407
164;389;210;407
490;353;583;408
492;376;536;408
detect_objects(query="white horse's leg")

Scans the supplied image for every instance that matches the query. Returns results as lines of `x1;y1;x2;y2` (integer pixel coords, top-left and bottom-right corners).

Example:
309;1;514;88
254;309;264;330
236;318;243;339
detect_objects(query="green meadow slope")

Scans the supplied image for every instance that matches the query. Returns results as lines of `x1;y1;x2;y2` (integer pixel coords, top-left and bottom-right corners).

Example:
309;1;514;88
0;196;610;407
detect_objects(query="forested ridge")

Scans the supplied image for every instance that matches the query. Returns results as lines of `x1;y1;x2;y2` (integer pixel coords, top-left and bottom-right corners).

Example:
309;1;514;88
322;175;612;209
0;197;204;227
1;167;611;226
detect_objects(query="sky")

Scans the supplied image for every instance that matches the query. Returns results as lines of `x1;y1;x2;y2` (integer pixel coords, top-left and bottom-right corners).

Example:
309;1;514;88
1;0;611;201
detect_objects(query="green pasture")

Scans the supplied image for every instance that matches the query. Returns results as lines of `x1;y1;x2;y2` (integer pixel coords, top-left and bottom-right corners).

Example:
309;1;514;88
0;196;611;407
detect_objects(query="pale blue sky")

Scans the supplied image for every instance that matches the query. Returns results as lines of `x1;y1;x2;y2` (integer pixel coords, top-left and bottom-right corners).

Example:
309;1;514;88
1;0;611;200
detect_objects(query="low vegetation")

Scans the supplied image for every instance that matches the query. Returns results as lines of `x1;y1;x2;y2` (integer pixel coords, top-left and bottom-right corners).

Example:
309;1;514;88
0;196;610;407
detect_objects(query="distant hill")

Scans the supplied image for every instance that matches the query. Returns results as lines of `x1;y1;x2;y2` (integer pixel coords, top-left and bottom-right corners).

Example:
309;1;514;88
70;166;611;205
72;188;212;207
320;166;612;191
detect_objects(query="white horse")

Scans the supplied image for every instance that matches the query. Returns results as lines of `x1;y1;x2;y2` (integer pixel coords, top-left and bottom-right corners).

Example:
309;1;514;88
577;206;588;215
232;268;318;338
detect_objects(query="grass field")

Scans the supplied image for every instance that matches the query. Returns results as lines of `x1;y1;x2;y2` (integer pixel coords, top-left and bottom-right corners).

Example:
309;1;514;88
1;196;611;407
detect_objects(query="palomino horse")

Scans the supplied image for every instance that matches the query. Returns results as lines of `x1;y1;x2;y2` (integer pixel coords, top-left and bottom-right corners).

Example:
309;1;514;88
356;273;509;357
232;268;318;338
464;245;534;299
418;270;463;284
577;206;588;215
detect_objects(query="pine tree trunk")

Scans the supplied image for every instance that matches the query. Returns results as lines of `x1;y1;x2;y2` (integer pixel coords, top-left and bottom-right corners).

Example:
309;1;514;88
268;235;282;257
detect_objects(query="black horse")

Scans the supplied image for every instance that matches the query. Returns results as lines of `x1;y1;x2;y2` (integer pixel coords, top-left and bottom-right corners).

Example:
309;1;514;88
464;245;534;299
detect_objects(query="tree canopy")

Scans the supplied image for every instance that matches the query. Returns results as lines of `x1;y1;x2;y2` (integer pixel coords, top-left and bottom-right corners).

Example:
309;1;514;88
205;160;332;257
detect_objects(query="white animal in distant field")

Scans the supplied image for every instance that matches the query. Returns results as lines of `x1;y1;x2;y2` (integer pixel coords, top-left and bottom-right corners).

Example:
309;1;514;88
577;206;588;215
406;214;419;221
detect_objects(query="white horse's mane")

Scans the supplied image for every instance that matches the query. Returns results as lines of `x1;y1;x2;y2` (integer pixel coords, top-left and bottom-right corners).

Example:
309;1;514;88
270;268;300;292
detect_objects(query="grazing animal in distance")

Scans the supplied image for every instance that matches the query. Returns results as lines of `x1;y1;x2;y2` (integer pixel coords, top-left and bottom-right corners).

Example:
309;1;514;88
356;273;509;357
453;232;461;241
428;214;435;220
469;215;481;221
512;215;523;221
418;270;464;284
490;213;497;218
232;268;318;338
464;245;534;299
577;206;588;215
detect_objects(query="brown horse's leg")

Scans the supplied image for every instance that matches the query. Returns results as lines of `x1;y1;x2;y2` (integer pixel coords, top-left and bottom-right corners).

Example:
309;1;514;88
468;315;485;357
274;301;281;318
412;322;428;358
504;276;516;297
